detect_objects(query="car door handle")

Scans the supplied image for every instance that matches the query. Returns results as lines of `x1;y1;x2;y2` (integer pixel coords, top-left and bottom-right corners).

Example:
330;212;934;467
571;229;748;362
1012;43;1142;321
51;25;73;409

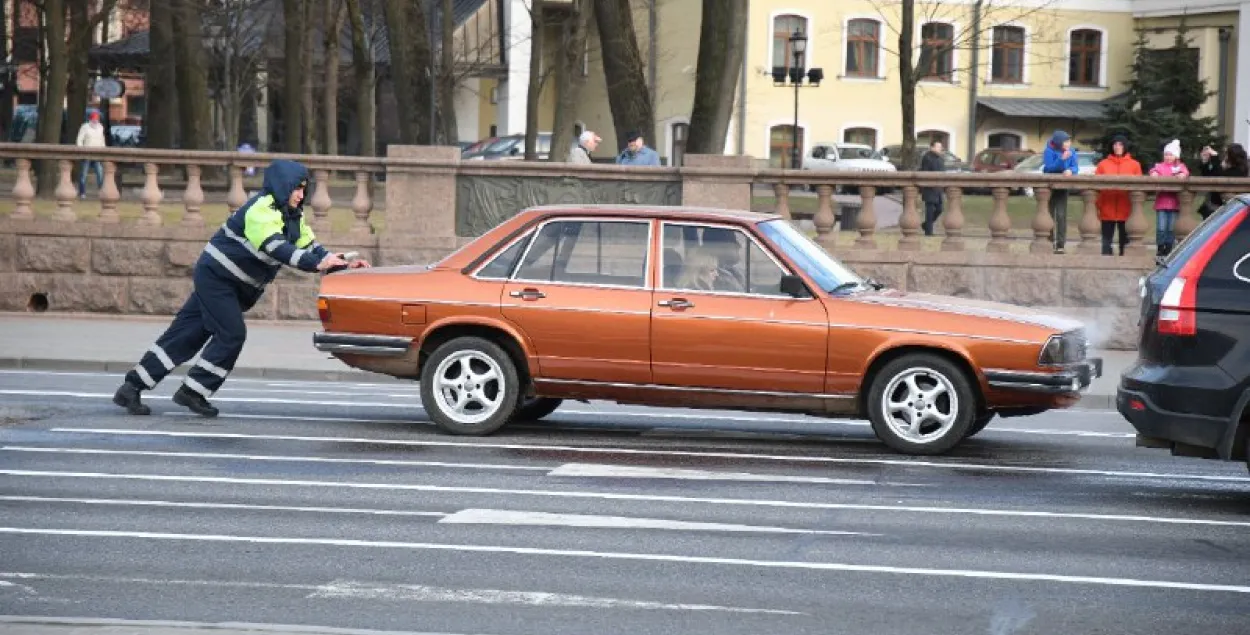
510;288;546;300
658;298;694;310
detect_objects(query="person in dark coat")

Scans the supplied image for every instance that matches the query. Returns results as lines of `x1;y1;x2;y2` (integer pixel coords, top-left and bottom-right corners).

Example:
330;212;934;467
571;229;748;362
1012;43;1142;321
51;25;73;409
919;140;946;235
1197;143;1249;219
111;159;371;418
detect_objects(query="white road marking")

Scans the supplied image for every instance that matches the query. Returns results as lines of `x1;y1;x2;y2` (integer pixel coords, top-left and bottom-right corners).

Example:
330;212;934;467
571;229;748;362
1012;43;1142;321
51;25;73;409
5;469;1248;528
438;508;873;536
0;446;549;473
0;580;37;594
547;462;924;487
51;428;1250;484
0;613;496;635
308;579;802;614
1;527;1247;594
0;389;412;410
0;495;448;518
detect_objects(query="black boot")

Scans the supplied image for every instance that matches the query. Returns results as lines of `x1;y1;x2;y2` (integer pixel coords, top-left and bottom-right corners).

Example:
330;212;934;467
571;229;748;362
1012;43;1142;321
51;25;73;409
112;381;151;416
173;385;219;418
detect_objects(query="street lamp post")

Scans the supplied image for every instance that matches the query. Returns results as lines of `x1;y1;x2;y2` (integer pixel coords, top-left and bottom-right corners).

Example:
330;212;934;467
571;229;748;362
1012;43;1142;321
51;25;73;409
773;30;822;170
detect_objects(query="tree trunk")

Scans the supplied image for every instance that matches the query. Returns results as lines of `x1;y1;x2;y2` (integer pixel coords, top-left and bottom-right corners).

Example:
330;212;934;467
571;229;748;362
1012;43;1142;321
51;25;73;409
345;0;376;156
439;0;457;144
524;0;544;159
171;0;212;150
324;0;345;155
283;0;306;152
35;0;68;195
593;0;652;152
685;0;746;156
383;0;434;144
0;0;10;140
146;0;177;148
549;0;593;162
303;0;318;153
66;0;92;153
899;0;917;169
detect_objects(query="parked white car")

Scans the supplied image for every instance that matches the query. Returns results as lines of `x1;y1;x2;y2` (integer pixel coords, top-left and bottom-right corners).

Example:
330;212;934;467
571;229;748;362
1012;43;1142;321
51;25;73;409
800;142;897;193
1015;151;1100;198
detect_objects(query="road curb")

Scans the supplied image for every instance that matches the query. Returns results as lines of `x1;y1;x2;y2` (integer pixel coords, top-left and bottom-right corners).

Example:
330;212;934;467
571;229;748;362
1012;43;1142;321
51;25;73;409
0;357;1118;410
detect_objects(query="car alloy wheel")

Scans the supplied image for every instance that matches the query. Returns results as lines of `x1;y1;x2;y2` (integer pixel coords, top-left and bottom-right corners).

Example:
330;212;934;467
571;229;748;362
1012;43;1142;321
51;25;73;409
867;353;975;455
420;336;520;435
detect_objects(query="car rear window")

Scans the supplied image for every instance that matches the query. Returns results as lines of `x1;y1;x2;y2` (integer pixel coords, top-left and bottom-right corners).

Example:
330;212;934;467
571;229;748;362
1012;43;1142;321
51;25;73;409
1162;198;1248;269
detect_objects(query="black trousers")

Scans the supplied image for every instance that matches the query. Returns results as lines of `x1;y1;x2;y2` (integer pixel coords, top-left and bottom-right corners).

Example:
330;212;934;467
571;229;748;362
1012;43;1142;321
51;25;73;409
922;199;943;235
1101;220;1128;255
1049;189;1069;249
126;263;264;398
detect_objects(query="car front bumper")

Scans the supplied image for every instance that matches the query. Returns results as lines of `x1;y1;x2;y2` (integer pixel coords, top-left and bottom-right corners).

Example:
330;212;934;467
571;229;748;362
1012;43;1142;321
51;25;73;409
984;358;1103;394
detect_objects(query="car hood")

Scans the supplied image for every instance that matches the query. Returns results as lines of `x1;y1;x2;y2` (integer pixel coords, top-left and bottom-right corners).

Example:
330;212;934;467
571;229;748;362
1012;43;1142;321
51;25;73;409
850;289;1084;332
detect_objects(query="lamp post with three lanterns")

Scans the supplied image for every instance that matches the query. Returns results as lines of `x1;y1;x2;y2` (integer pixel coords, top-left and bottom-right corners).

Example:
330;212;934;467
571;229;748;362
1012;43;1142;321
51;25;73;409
772;30;823;169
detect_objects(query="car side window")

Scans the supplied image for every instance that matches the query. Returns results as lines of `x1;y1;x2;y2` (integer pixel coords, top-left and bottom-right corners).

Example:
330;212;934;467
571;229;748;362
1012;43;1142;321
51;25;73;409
476;233;531;279
514;220;649;288
661;224;790;297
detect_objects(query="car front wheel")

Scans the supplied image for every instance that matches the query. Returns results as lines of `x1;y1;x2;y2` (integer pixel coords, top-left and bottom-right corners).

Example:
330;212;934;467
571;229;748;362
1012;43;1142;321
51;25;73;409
514;396;563;421
867;353;976;455
420;336;520;435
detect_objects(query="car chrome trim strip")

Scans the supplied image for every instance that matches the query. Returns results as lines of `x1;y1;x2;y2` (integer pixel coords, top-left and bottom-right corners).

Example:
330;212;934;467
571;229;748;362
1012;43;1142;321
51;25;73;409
535;378;855;400
313;332;413;358
825;323;1037;344
318;295;500;309
654;313;827;328
501;304;651;317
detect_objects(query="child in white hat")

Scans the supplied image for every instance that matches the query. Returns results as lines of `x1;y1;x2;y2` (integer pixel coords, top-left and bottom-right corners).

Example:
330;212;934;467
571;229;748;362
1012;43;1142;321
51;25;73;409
1148;139;1190;256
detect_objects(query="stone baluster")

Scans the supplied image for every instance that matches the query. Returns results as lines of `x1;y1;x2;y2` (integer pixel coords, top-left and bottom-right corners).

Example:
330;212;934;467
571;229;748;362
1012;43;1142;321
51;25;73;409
813;185;836;251
227;165;248;211
987;187;1012;253
53;160;78;222
311;168;333;233
1030;187;1054;254
941;186;966;252
140;163;163;226
182;165;205;227
10;158;35;220
99;161;121;224
897;185;922;251
1078;188;1100;254
1174;189;1197;242
854;186;877;250
350;170;373;235
1126;191;1149;253
772;182;791;220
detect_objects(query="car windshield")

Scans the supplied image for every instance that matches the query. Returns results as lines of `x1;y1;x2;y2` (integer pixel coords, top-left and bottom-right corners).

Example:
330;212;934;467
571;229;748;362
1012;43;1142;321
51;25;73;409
838;146;875;160
757;219;864;293
1015;155;1043;171
484;136;521;153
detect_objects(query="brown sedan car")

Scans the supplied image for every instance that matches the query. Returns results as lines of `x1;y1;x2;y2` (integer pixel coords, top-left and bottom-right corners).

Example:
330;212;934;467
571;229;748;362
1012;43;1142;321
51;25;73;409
314;205;1102;455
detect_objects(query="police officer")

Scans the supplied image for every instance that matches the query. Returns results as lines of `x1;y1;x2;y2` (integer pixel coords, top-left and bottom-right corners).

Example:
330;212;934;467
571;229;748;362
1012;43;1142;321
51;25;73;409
112;159;371;417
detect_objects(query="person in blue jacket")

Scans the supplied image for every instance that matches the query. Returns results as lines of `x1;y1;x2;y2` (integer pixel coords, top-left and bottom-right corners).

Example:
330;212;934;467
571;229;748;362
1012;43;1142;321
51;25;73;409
1042;130;1080;253
112;159;371;418
616;131;661;166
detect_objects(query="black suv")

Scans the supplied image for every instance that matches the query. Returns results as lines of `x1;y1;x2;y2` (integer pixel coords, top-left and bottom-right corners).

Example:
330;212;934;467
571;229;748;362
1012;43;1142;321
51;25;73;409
1118;194;1250;471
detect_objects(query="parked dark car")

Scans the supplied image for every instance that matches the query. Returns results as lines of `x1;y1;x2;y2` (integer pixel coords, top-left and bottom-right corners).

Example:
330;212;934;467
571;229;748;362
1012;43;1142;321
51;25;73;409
972;148;1035;173
1118;194;1250;471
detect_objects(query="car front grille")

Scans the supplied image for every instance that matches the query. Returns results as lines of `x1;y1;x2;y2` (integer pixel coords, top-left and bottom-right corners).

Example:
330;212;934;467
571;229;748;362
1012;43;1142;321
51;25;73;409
1064;329;1088;363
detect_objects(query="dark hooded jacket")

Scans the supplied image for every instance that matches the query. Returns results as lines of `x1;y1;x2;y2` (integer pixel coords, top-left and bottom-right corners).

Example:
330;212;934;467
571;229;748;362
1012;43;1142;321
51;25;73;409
199;159;330;289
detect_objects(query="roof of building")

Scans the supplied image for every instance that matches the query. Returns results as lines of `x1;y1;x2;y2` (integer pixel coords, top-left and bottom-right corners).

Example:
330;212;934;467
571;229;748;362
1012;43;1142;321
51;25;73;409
976;96;1128;121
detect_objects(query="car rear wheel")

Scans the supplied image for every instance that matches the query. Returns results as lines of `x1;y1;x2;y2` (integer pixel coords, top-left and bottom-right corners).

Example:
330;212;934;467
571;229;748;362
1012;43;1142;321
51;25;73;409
867;354;976;455
420;336;520;436
514;396;563;421
966;412;995;438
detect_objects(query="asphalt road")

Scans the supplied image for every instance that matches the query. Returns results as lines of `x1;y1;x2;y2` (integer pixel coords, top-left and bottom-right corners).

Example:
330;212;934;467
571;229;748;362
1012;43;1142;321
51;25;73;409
0;368;1248;635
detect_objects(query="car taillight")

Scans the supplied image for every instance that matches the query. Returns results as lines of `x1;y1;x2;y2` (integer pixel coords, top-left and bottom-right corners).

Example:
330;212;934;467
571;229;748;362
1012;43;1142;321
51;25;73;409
317;297;331;324
1157;207;1248;336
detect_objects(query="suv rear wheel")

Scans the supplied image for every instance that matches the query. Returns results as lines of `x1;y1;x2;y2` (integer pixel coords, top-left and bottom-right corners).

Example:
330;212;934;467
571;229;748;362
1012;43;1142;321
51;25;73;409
867;353;976;455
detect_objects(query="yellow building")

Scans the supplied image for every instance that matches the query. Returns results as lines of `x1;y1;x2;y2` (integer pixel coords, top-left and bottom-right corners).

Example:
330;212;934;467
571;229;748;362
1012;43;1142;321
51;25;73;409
503;0;1246;165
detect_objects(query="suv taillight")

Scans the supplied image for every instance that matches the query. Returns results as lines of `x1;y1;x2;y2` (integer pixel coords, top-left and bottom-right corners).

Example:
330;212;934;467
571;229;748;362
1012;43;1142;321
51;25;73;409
1157;207;1248;336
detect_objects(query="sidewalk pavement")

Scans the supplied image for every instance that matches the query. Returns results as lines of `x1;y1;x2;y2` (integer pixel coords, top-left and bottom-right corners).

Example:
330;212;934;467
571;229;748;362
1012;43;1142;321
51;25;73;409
0;312;1132;409
0;617;449;635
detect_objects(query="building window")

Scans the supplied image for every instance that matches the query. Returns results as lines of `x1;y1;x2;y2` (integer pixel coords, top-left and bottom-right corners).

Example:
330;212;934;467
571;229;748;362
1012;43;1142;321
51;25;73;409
670;122;689;167
920;22;954;81
988;132;1022;150
917;130;950;149
1068;29;1102;86
769;124;804;169
772;14;809;76
991;26;1025;84
843;127;877;149
846;18;880;78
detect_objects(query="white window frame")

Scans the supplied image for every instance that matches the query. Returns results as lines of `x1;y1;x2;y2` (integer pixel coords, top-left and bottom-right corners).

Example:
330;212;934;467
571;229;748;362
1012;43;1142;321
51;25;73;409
982;128;1029;150
986;21;1031;88
767;10;816;73
838;123;883;150
1063;24;1109;90
916;20;961;85
765;119;810;167
916;126;957;154
841;15;887;81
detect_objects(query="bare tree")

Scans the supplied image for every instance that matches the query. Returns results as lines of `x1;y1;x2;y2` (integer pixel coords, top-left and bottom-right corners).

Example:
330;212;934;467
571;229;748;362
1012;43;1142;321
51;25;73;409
282;0;305;151
302;0;318;152
204;0;274;151
549;0;593;162
435;0;457;144
323;0;345;154
147;0;178;149
866;0;1060;166
344;0;377;155
383;0;433;144
593;0;652;152
523;0;545;158
33;0;69;194
686;0;746;156
171;0;212;150
66;0;120;156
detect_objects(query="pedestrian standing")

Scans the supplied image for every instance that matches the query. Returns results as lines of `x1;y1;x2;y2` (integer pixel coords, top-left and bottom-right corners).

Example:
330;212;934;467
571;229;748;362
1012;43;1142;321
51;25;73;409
1148;139;1189;257
112;159;371;418
76;111;106;198
918;140;946;236
1094;135;1142;256
1197;143;1248;219
1042;130;1080;254
569;130;600;165
616;131;660;166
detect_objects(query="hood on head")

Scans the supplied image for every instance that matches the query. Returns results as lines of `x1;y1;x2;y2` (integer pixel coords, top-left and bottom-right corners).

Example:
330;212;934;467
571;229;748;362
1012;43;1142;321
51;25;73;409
1049;130;1070;149
262;159;310;210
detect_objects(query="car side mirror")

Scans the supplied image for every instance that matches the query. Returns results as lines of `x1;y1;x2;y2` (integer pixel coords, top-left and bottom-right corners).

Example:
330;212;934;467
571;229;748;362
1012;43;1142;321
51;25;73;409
780;274;809;298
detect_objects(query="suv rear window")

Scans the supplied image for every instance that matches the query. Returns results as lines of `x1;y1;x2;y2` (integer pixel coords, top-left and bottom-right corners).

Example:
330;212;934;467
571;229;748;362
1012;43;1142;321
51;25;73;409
1163;198;1248;268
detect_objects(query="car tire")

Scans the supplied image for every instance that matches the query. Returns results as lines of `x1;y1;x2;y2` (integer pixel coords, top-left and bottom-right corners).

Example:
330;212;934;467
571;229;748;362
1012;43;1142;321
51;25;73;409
420;336;520;436
867;353;976;455
965;412;995;438
514;396;563;421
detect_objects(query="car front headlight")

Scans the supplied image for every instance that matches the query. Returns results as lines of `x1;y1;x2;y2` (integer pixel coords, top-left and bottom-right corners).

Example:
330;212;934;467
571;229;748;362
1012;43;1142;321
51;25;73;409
1038;335;1066;365
1038;330;1086;365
